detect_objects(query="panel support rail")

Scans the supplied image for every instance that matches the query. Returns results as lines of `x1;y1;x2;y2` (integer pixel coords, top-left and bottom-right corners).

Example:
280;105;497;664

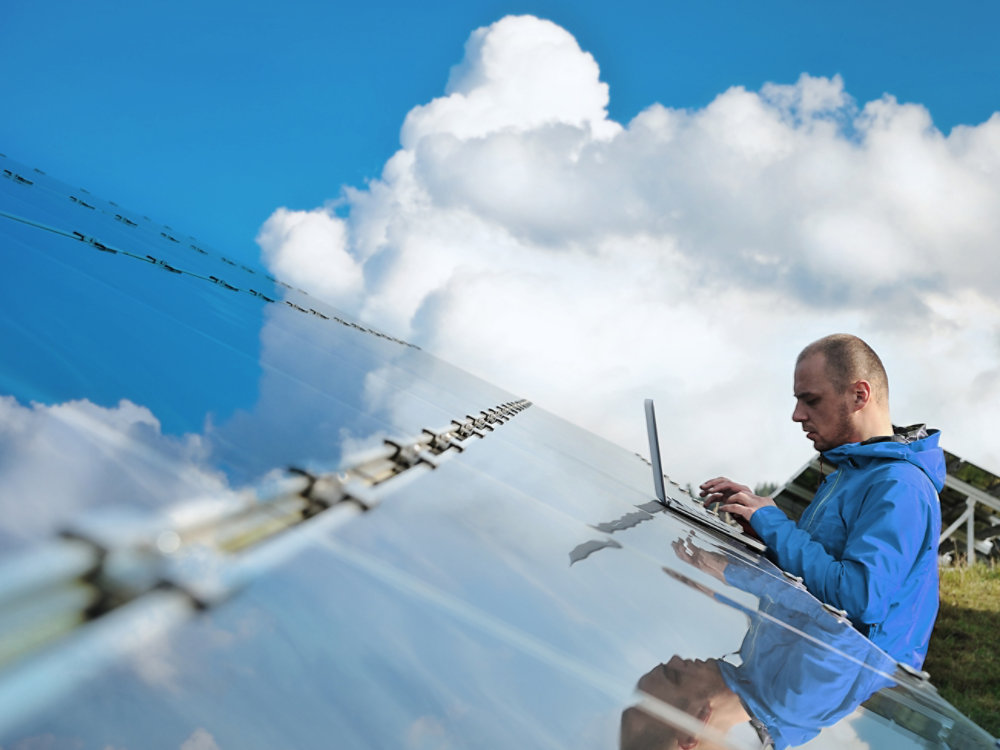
0;399;531;691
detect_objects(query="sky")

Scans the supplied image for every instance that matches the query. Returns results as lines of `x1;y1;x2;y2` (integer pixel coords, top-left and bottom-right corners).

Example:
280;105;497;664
4;1;998;254
3;0;1000;487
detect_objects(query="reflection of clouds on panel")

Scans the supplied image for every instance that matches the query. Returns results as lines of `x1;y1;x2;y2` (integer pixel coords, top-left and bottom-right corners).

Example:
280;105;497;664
179;728;221;750
126;599;265;696
129;633;181;693
0;396;239;552
203;303;384;479
259;13;1000;486
0;287;524;556
329;464;750;686
110;543;622;748
305;542;629;748
405;715;451;750
4;733;77;749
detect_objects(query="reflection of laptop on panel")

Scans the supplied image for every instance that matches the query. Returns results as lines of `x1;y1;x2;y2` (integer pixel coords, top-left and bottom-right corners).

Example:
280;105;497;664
644;399;766;552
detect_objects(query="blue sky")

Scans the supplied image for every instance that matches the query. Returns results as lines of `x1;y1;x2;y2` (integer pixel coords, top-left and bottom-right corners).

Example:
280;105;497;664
2;0;997;259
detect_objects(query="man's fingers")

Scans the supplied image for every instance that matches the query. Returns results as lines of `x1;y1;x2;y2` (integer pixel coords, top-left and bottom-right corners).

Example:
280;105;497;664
699;476;732;496
699;477;752;499
719;502;752;520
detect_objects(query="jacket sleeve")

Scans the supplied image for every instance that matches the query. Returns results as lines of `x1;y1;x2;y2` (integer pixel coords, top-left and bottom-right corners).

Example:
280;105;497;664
749;474;935;625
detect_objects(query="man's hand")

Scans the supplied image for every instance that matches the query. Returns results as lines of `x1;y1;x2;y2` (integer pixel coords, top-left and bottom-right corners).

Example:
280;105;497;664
699;477;776;534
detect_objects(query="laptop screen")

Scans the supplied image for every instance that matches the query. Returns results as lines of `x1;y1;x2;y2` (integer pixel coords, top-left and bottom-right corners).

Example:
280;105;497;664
644;399;667;504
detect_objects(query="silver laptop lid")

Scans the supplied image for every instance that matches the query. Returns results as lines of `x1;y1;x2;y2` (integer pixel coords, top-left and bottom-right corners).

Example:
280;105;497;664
644;399;667;504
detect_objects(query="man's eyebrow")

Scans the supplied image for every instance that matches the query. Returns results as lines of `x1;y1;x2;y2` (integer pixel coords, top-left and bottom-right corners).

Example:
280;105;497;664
794;390;818;399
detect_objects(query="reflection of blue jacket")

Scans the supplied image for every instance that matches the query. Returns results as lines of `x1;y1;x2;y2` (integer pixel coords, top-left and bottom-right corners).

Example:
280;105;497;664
720;565;896;750
750;428;944;669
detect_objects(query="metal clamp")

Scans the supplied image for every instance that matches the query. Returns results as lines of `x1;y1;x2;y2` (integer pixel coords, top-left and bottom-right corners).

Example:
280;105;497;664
897;661;932;682
782;570;805;587
821;601;851;624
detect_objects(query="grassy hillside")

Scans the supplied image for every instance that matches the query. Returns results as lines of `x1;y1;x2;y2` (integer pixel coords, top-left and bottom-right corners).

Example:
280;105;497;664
924;562;1000;737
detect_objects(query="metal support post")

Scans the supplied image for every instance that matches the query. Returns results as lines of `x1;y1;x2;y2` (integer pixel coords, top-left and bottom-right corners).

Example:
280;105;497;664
967;497;976;566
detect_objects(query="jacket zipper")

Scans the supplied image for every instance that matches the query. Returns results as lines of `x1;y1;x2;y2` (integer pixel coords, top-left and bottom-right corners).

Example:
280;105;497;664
802;468;844;532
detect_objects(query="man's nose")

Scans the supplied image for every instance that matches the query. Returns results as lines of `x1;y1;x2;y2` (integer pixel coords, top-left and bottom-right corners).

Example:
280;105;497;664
792;402;806;423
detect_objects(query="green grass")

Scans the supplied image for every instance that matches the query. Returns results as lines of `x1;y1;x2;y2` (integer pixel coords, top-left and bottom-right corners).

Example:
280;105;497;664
924;561;1000;737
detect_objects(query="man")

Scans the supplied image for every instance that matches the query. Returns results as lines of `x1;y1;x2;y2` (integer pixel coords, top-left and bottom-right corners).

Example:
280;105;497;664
699;334;944;669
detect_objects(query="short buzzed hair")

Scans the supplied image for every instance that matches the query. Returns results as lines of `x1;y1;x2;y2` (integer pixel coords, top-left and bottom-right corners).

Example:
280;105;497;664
798;334;889;403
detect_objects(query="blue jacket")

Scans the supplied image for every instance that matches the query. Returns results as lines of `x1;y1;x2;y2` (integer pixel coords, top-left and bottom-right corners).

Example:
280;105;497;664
750;427;944;668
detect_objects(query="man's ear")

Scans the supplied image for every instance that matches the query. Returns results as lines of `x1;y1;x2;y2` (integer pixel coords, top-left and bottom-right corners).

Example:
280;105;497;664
851;380;872;410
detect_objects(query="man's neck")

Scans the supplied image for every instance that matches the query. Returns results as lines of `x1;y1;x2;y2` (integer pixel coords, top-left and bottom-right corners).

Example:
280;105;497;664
855;413;894;444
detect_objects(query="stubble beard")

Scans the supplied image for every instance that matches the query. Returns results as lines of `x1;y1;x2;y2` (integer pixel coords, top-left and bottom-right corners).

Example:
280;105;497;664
812;401;856;453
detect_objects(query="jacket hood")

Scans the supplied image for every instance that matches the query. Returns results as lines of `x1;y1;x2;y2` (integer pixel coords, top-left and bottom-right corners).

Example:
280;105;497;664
822;425;946;492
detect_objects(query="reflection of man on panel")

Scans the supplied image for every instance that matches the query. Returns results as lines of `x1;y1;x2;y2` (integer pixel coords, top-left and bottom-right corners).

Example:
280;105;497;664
621;543;898;750
700;334;944;668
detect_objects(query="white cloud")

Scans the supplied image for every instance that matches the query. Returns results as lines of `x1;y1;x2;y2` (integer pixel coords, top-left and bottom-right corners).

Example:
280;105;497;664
179;728;221;750
0;396;240;550
257;207;362;305
402;15;619;146
258;15;1000;487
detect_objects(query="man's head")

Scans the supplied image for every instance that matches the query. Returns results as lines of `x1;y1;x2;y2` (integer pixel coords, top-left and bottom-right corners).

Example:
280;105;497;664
620;657;746;750
792;334;892;451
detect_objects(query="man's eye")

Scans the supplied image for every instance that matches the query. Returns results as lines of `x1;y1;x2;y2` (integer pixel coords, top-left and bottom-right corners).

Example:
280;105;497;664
806;398;819;407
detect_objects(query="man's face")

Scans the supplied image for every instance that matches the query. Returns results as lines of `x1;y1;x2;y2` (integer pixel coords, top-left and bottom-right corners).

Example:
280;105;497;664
621;657;731;750
792;353;857;452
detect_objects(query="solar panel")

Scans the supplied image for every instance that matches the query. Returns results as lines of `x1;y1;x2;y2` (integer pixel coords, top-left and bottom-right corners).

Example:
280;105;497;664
1;154;994;749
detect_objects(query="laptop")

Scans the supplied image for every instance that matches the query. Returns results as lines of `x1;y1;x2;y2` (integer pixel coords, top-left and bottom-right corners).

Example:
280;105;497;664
644;399;766;552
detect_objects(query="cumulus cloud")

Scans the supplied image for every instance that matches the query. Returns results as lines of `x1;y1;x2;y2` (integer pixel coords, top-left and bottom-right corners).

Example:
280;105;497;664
258;14;1000;486
402;15;619;145
179;728;221;750
257;207;362;305
0;396;240;551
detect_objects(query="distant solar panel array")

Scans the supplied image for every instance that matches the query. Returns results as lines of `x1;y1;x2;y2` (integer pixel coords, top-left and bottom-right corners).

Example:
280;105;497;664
773;450;1000;566
1;154;994;749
